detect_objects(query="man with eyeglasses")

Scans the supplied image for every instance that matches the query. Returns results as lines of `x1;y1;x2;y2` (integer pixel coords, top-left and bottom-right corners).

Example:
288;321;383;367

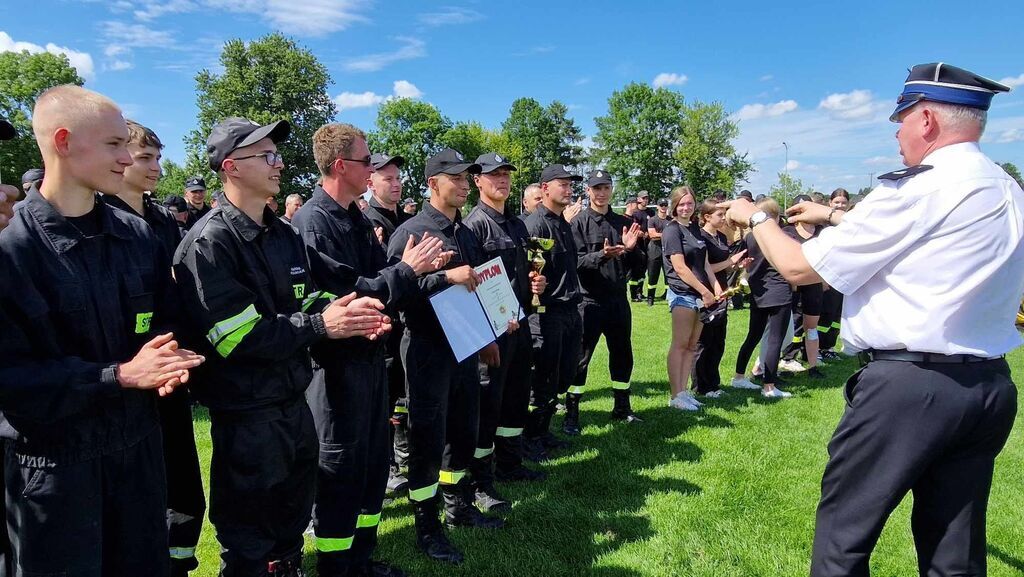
293;123;448;577
173;117;391;577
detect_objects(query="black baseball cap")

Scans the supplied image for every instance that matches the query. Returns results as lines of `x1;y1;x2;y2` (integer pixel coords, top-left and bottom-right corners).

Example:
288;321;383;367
540;164;582;183
657;198;668;207
22;168;44;184
185;177;206;192
163;195;188;212
586;169;612;187
207;117;290;171
637;190;650;199
424;148;480;179
625;196;638;204
403;198;416;206
370;152;404;170
475;152;517;174
738;190;754;200
793;194;813;204
0;118;15;141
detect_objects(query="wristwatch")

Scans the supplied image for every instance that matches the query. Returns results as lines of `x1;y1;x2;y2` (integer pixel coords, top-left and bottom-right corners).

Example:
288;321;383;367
748;210;771;229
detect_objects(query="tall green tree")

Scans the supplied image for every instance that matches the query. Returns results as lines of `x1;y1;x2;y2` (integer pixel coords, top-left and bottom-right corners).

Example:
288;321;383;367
593;83;685;200
1000;162;1023;188
0;51;84;185
367;98;452;199
153;158;190;201
188;33;336;198
768;172;812;210
501;98;585;201
676;101;753;197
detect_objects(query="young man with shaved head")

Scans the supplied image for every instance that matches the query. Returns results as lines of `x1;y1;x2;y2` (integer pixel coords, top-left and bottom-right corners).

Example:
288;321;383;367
0;85;205;576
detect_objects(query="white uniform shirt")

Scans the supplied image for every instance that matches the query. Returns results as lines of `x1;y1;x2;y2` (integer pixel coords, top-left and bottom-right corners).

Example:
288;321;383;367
802;142;1024;356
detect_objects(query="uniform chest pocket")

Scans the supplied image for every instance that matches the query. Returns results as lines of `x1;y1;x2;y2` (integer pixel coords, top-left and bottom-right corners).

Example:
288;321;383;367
483;238;515;253
124;274;155;335
584;232;608;250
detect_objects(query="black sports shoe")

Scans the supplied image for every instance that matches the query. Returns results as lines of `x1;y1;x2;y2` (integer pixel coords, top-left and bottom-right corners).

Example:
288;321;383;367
806;367;826;379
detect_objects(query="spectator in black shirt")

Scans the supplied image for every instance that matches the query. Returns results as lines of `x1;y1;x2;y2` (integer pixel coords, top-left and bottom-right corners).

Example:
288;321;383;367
661;186;721;411
645;198;669;305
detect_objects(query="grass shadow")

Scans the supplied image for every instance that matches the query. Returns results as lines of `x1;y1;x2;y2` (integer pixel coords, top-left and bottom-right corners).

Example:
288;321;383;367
989;544;1024;572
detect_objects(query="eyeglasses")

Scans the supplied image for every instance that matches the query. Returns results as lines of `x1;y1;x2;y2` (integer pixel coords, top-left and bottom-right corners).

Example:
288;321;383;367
229;151;284;166
340;155;373;166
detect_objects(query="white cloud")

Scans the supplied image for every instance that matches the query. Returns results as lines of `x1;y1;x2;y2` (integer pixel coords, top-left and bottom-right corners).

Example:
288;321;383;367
106;60;134;71
261;0;367;36
0;31;95;79
132;0;198;21
760;74;774;82
994;128;1024;143
344;37;426;72
732;100;798;121
818;89;884;121
863;155;900;166
392;80;423;99
418;7;484;26
998;73;1024;89
575;77;590;86
101;21;179;50
785;160;800;170
335;91;385;111
652;72;687;88
335;80;424;111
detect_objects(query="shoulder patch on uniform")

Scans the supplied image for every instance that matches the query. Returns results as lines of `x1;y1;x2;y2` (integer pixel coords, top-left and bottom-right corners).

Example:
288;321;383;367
877;164;933;181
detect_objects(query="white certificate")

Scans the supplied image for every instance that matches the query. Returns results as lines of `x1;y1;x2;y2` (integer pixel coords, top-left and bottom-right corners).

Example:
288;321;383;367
429;257;524;362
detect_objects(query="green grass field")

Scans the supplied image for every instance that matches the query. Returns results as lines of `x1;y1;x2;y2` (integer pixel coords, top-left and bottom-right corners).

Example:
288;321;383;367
189;304;1024;576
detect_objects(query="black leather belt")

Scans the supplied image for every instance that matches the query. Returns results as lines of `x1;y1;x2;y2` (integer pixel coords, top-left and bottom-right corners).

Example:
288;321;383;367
858;349;1002;366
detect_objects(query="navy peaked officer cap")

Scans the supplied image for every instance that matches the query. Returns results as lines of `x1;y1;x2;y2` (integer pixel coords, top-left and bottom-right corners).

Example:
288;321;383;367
890;62;1011;122
540;164;582;183
475;152;517;174
207;117;290;171
586;169;612;187
370;152;404;170
424;148;481;179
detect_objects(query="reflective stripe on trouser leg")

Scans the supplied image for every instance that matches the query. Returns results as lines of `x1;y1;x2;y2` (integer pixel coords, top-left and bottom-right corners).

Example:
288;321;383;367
473;446;494;459
438;469;466;485
495;427;523;437
567;385;585;395
611;382;631;390
316;535;353;552
408;482;439;502
169;546;196;560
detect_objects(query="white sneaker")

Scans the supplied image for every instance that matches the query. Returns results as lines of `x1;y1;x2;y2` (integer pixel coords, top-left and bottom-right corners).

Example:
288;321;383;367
778;359;807;373
762;388;793;398
730;377;761;390
669;395;700;411
680;391;703;407
702;389;725;398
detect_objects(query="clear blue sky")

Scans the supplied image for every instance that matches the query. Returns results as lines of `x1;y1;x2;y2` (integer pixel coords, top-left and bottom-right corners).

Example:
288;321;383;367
3;0;1023;192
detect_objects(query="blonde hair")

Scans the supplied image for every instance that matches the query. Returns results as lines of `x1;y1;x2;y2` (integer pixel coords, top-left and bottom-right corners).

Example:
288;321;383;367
755;196;780;220
312;123;366;176
668;185;696;222
32;85;122;157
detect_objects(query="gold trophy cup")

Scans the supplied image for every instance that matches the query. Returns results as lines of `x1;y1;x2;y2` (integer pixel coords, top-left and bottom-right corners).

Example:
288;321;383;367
526;237;555;314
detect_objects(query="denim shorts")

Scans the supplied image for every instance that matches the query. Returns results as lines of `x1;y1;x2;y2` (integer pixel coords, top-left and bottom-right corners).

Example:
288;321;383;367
666;288;701;312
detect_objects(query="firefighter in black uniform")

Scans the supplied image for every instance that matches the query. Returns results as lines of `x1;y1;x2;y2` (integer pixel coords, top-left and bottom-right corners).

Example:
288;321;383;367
566;170;644;433
183;177;211;230
387;148;504;566
0;86;205;576
99;119;207;577
522;164;585;457
174;117;389;576
626;192;651;301
362;152;415;495
0;116;18;577
293;124;447;577
464;153;549;509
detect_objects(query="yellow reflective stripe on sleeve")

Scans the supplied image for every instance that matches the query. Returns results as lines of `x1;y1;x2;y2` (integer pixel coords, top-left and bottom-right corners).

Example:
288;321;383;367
315;536;354;552
408;483;438;502
169;546;196;560
301;290;322;312
495;427;523;438
611;382;631;390
438;469;465;485
207;304;262;358
393;405;408;414
792;336;804;343
567;385;586;395
356;512;381;529
473;446;494;459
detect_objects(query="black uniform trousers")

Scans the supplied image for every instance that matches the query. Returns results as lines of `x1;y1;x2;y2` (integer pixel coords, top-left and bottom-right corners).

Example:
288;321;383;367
818;289;843;351
735;303;790;384
810;358;1017;577
159;389;206;575
646;243;663;294
572;296;634;392
4;430;169;577
476;326;534;474
527;304;583;436
385;320;409;469
693;315;728;394
401;332;480;502
208;399;318;576
308;354;390;575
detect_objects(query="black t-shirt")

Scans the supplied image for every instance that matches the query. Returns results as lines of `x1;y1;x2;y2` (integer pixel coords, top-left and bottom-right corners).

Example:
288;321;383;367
66;203;103;237
662;220;711;297
648;215;668;247
781;223;823;244
744;232;792;308
700;228;731;288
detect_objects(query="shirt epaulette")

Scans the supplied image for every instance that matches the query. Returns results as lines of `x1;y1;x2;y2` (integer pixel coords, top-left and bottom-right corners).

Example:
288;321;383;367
878;165;933;181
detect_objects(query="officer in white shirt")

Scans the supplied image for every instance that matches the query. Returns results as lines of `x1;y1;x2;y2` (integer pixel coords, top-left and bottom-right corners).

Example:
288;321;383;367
723;62;1023;577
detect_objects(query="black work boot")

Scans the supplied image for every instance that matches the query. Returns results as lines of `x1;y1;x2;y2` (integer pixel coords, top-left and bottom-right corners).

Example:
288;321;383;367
386;464;409;495
495;435;548;481
443;482;504;529
610;388;643;423
413;497;464;564
561;393;582;436
350;560;407;577
647;288;656;307
470;454;511;513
